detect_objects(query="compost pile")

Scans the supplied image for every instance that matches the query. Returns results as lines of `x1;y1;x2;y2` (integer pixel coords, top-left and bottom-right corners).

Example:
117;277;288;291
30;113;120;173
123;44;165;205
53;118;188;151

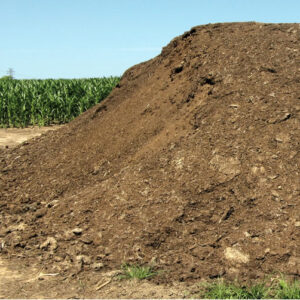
0;22;299;283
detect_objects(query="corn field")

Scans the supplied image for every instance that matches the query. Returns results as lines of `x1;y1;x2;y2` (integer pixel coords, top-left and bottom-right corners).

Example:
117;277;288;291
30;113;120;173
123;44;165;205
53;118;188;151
0;77;120;127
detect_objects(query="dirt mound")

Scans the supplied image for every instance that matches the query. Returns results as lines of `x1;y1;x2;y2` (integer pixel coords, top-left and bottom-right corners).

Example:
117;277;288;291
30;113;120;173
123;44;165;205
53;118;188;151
0;22;299;284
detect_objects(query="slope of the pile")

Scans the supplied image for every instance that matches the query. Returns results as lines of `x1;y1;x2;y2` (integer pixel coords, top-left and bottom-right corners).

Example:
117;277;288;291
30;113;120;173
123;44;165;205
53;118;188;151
0;22;299;283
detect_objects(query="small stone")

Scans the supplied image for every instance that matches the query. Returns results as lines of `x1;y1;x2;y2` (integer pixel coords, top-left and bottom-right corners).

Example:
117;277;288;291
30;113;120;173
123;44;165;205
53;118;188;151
251;166;265;175
64;230;74;240
218;207;234;223
229;104;240;108
173;65;183;74
76;255;91;265
289;151;298;159
40;237;58;251
72;228;83;236
265;228;273;234
92;262;104;271
295;221;300;227
104;247;111;256
54;256;63;262
96;254;105;260
35;208;47;219
46;200;59;208
271;190;280;198
275;133;290;143
79;235;93;244
224;247;250;264
251;166;259;174
92;166;100;175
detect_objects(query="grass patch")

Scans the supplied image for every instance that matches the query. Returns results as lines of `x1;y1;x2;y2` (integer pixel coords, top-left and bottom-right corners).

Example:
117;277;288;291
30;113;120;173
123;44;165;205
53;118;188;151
118;263;157;280
193;278;300;299
200;281;270;299
274;278;300;299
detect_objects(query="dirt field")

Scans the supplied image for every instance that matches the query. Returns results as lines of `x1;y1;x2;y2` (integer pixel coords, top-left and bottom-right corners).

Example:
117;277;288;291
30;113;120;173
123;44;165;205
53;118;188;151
0;126;62;149
0;125;187;298
0;257;191;298
0;22;299;298
0;147;189;299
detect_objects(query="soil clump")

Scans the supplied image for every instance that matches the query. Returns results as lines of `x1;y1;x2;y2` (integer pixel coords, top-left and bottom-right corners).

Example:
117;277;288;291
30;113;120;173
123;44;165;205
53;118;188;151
0;22;299;287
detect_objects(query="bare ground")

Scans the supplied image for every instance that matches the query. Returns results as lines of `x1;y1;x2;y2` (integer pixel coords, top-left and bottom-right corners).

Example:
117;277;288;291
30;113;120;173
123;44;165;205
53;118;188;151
0;126;62;149
0;257;189;298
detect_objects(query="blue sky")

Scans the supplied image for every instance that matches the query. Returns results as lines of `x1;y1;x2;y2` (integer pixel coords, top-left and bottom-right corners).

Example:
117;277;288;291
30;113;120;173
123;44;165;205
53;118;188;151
1;0;299;79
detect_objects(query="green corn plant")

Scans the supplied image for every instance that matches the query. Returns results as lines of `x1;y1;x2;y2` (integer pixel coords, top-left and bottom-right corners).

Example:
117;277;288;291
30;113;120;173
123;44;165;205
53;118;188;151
0;77;120;127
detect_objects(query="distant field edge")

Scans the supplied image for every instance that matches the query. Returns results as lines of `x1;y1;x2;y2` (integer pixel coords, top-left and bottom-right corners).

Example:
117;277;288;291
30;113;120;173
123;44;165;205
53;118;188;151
0;76;120;128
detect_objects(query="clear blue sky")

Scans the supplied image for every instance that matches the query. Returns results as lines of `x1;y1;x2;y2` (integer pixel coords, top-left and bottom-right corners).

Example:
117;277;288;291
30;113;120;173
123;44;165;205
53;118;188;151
1;0;299;79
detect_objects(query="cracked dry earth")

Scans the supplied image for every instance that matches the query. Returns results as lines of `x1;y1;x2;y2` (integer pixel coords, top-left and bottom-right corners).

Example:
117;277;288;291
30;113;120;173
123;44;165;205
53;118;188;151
0;22;300;298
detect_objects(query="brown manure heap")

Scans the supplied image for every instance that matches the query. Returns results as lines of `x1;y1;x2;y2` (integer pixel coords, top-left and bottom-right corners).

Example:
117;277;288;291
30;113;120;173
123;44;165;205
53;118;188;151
0;22;299;283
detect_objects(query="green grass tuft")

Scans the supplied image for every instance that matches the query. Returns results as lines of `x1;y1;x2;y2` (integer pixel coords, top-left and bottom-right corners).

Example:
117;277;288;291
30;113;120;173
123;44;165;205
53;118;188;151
194;278;300;299
202;281;267;299
118;263;157;280
274;278;300;299
247;282;271;299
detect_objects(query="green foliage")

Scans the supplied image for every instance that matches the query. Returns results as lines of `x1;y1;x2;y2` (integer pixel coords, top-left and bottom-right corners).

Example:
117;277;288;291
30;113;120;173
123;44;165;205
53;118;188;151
247;282;271;299
195;278;300;299
202;281;270;299
274;278;300;299
0;77;120;127
0;75;14;80
118;263;157;280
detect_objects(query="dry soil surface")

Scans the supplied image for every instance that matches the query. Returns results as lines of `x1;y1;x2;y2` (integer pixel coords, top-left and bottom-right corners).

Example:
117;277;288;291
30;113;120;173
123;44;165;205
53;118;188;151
0;126;62;149
0;257;189;298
